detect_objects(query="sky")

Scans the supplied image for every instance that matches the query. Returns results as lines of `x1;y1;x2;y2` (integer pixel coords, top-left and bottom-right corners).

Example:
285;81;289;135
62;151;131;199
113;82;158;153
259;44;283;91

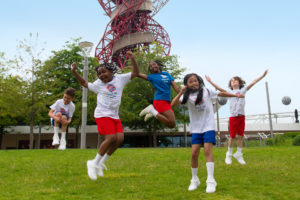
1;0;300;118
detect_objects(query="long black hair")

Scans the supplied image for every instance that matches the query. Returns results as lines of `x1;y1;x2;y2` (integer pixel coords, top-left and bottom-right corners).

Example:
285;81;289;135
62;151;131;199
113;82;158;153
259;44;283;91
181;73;205;105
95;62;119;74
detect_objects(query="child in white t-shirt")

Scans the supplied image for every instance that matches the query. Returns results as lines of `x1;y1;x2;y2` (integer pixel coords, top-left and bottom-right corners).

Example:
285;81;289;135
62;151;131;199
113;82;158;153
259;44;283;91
205;70;268;165
172;73;244;193
48;88;76;150
71;51;139;181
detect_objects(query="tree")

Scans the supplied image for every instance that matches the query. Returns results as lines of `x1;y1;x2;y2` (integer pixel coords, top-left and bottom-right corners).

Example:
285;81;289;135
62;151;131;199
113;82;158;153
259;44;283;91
38;39;99;147
6;33;48;149
0;53;28;148
119;43;186;146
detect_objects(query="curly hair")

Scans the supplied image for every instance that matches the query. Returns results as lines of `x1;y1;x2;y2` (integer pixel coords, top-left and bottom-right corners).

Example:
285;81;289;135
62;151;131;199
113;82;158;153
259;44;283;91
181;73;205;105
228;76;246;89
95;62;119;74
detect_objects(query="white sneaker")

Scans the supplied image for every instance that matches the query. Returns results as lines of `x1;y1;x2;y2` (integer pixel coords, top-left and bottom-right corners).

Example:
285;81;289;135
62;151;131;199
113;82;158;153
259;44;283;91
188;178;200;191
225;152;232;165
58;139;66;150
233;152;246;165
52;134;60;146
206;179;217;193
97;163;107;177
87;160;98;181
139;104;154;117
144;113;154;121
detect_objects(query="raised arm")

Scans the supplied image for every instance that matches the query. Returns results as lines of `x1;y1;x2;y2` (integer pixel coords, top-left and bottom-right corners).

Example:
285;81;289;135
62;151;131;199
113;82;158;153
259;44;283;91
218;91;244;98
205;75;227;92
246;69;268;91
171;86;186;107
137;72;148;80
71;62;88;88
126;51;139;79
171;81;180;93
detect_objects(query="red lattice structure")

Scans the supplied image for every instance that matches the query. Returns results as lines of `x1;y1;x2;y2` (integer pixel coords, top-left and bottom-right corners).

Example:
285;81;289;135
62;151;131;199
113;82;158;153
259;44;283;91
95;0;171;68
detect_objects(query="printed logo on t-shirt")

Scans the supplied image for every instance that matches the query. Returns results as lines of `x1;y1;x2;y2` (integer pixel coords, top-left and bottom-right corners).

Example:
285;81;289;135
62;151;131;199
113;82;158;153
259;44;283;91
160;74;169;83
106;84;117;99
60;108;67;115
195;99;205;112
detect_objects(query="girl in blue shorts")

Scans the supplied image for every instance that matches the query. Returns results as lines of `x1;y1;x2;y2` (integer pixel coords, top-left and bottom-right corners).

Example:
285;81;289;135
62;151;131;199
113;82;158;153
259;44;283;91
172;73;244;193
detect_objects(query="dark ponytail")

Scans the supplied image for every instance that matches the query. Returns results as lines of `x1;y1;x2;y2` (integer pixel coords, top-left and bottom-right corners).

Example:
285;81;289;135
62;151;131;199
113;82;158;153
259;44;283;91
181;73;204;105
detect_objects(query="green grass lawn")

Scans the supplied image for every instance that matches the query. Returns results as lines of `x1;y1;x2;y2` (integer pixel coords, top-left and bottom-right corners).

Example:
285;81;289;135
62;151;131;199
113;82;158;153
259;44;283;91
0;146;299;200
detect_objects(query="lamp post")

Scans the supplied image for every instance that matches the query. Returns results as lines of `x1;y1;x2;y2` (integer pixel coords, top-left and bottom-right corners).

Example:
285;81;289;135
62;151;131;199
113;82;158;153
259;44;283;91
79;41;93;149
265;82;274;138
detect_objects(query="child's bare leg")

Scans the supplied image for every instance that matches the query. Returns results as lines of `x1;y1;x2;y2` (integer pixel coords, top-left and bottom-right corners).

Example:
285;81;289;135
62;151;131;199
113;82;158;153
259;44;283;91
191;144;201;168
204;143;213;162
98;134;117;156
237;135;243;148
156;110;176;128
106;132;124;155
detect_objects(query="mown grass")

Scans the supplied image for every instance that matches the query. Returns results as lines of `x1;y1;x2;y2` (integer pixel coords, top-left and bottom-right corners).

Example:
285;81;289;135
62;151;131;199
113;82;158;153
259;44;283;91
0;146;299;200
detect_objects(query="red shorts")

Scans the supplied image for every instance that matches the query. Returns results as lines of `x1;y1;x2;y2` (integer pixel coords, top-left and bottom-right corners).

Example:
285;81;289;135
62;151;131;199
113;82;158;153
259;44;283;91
95;117;124;135
153;100;173;113
229;115;245;138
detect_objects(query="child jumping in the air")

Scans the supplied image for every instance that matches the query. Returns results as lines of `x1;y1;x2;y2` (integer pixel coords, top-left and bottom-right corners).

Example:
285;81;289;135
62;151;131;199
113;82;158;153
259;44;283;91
171;73;244;193
71;51;139;181
48;87;76;150
205;70;268;165
138;60;180;128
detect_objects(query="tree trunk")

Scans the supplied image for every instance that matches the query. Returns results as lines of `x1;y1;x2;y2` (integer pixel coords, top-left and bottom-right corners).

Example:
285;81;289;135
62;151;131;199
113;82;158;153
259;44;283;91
29;115;34;149
152;120;157;147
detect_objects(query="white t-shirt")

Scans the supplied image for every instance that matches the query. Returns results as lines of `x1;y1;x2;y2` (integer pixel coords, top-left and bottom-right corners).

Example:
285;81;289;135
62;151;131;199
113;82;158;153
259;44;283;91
88;73;131;119
227;86;247;117
50;99;75;117
180;88;219;134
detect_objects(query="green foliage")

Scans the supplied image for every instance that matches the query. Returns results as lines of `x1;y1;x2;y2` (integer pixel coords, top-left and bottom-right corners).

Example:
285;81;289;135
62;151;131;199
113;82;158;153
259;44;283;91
120;42;186;130
292;135;300;146
38;38;99;126
266;135;286;146
0;147;299;200
283;132;300;139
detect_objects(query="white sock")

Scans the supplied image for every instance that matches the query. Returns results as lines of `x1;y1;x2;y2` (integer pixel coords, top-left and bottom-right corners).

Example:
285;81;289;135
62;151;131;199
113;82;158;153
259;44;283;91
61;132;66;141
93;153;102;164
228;147;233;154
206;162;214;181
237;147;242;153
150;107;159;117
54;126;59;137
191;168;198;180
99;154;110;166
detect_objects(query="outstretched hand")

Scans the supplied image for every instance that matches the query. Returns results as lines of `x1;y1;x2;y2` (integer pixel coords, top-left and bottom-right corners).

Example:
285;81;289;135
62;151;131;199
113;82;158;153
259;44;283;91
205;75;211;82
71;62;77;72
262;69;268;77
126;51;134;59
180;86;187;94
237;94;245;98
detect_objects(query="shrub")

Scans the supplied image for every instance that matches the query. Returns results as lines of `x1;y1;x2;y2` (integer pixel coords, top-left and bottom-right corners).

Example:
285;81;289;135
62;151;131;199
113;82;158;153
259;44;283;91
292;135;300;146
266;135;286;146
283;132;300;139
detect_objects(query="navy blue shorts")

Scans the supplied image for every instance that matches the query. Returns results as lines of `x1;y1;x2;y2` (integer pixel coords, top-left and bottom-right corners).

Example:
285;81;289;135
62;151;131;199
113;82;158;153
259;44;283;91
51;113;69;126
191;130;216;145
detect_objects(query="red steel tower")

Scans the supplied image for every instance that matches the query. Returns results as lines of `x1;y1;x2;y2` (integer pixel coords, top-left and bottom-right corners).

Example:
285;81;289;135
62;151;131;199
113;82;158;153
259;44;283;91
95;0;171;68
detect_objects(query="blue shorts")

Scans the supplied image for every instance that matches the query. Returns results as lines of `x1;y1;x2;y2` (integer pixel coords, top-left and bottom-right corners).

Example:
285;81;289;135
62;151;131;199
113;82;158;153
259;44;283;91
51;113;69;126
191;130;216;145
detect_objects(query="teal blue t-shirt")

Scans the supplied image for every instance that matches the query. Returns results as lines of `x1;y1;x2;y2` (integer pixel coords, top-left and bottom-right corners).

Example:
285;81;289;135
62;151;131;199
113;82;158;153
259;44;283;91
147;72;174;101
